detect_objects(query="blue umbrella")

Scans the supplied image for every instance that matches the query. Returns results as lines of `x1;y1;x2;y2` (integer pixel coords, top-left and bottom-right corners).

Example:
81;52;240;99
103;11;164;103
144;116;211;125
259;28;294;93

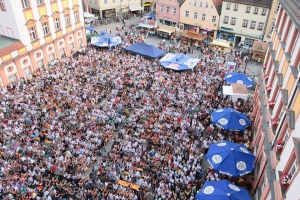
211;108;250;131
225;72;254;87
206;140;255;177
195;180;251;200
100;30;107;35
86;26;96;31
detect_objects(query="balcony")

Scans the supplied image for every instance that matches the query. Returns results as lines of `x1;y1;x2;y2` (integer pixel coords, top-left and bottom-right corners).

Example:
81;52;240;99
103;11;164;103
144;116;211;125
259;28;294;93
290;65;299;78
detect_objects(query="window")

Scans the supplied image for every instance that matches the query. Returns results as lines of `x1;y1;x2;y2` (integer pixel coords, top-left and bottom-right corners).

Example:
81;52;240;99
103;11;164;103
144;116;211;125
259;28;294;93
226;3;230;10
60;48;65;57
246;6;251;13
49;54;55;61
223;16;229;24
199;2;202;7
0;0;6;11
65;14;70;26
104;0;107;4
261;8;266;15
173;8;176;14
74;11;79;22
291;32;299;55
166;7;169;13
254;7;259;14
160;6;163;12
9;75;17;83
38;60;44;68
37;0;43;5
29;26;37;41
231;17;236;25
270;22;275;33
250;21;256;29
202;14;206;21
276;3;281;12
234;4;238;11
205;2;208;8
258;22;264;30
242;19;248;27
189;2;191;5
281;129;290;146
212;15;216;22
24;67;32;78
185;11;189;17
288;160;298;180
194;12;197;19
21;0;30;8
54;18;60;30
69;43;74;50
112;0;115;2
42;22;49;35
94;0;97;4
194;1;196;6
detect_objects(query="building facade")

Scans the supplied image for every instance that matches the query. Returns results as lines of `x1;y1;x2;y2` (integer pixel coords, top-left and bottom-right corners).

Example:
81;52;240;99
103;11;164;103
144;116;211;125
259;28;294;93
179;0;221;37
262;0;280;42
156;0;183;27
218;0;272;48
0;0;86;86
86;0;142;19
251;0;300;199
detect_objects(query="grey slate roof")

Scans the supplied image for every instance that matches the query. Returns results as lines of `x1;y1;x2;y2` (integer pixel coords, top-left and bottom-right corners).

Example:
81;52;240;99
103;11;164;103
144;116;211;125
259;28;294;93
280;0;300;31
223;0;273;8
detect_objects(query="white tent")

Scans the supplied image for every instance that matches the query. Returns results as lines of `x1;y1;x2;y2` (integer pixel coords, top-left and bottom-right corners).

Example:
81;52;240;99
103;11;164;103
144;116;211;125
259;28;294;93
223;84;248;102
84;12;95;18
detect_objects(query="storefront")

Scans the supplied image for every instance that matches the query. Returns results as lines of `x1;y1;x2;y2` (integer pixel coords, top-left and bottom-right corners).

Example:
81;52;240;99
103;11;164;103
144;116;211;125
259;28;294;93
91;8;100;16
159;20;176;27
234;33;262;49
102;9;116;18
144;2;151;12
179;24;198;32
129;4;143;15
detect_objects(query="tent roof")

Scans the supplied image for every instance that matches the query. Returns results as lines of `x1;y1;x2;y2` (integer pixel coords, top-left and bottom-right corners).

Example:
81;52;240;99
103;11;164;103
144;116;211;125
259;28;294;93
86;34;100;39
125;42;166;58
210;40;231;48
232;84;248;94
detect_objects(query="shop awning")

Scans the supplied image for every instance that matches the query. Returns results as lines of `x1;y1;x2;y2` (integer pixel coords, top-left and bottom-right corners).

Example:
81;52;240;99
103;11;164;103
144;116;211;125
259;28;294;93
210;40;231;48
129;5;143;11
144;3;151;6
181;30;206;41
157;28;174;35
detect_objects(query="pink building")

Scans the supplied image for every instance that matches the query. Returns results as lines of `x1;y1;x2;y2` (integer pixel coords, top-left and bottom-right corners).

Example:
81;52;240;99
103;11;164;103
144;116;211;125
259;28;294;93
156;0;184;26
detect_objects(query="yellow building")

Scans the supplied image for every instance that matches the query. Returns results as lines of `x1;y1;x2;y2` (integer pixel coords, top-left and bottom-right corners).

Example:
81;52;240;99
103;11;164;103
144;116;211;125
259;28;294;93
263;0;280;41
218;0;272;48
0;0;86;86
179;0;222;38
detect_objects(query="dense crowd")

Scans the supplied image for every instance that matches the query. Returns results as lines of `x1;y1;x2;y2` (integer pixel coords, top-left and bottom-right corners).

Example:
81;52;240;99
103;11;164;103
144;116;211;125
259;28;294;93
0;25;255;199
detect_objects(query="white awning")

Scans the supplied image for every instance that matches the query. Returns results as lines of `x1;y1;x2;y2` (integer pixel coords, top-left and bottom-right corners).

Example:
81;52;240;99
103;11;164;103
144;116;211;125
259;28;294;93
129;5;143;11
223;86;233;95
157;28;174;35
84;12;95;18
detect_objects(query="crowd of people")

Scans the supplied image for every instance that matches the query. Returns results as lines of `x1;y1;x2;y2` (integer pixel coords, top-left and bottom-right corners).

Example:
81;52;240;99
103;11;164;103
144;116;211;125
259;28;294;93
0;23;255;199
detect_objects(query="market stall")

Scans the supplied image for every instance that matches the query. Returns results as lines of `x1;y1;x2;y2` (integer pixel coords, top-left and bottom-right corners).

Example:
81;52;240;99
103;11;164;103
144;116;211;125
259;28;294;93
157;25;175;39
210;39;232;53
223;83;248;103
180;30;207;45
137;19;157;36
251;40;267;62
